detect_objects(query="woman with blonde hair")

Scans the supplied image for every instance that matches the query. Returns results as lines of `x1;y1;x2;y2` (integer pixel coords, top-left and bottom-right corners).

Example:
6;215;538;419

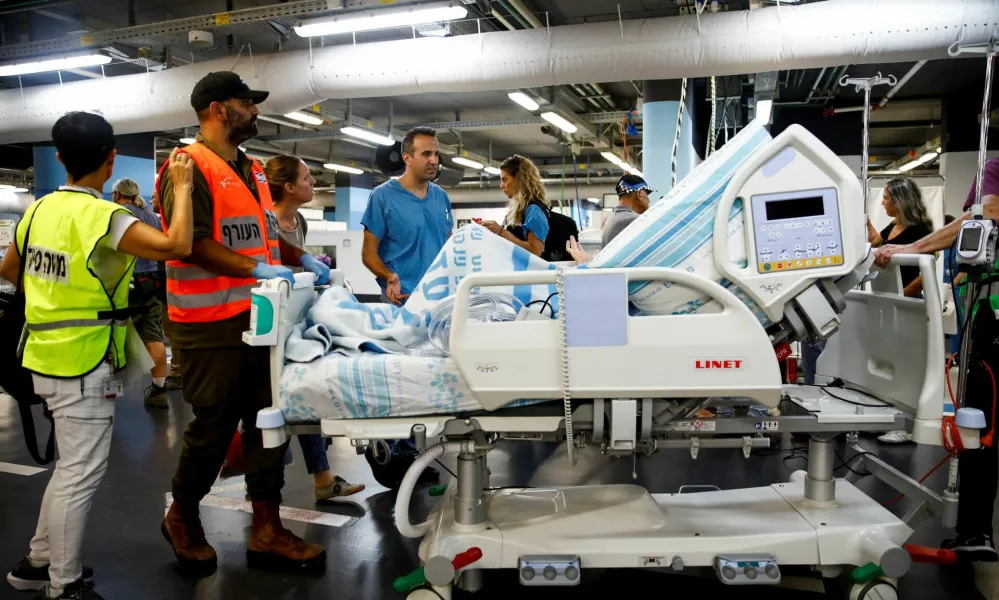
867;175;935;298
480;154;550;257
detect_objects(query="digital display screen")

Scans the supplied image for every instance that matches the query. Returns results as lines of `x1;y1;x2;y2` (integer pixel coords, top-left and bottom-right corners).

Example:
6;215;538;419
764;196;825;221
960;227;983;252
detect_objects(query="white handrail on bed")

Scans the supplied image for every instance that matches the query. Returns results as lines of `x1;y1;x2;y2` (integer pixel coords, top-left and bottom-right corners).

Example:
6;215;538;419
818;254;946;445
450;267;783;413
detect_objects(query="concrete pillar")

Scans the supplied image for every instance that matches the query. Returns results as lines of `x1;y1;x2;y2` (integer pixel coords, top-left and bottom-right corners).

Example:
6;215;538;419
642;79;697;201
32;133;156;202
333;172;374;229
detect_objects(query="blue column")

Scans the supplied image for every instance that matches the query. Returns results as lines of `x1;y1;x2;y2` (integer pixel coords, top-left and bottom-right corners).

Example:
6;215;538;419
333;173;374;230
32;133;156;202
642;80;696;202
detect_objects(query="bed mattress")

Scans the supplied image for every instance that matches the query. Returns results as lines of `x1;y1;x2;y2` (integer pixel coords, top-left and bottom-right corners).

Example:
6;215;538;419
278;352;539;423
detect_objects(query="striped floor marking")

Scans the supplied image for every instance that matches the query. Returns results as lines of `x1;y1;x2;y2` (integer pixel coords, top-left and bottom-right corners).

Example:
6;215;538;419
0;462;46;476
164;492;353;528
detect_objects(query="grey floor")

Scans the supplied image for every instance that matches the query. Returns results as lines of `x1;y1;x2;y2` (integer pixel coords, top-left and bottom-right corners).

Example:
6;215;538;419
0;383;988;600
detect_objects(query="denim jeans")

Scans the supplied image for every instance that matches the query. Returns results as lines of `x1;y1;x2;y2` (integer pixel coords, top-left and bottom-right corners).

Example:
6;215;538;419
297;434;330;475
802;340;827;386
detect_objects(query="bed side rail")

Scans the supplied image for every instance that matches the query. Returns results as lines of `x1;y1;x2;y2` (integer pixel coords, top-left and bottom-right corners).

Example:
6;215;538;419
817;254;945;444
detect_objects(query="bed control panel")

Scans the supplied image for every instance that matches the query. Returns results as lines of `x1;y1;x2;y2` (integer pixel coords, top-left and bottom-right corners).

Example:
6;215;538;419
715;554;781;585
519;555;581;586
750;187;845;274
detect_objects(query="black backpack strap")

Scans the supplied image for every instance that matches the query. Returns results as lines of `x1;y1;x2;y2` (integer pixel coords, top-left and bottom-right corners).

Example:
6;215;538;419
13;199;56;465
18;402;55;464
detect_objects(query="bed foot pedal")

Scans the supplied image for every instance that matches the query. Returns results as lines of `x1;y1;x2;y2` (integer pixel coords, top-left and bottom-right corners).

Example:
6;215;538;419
519;555;581;586
715;554;781;585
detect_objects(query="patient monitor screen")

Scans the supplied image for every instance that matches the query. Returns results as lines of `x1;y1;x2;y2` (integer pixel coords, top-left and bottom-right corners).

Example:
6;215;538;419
750;187;844;274
960;227;983;252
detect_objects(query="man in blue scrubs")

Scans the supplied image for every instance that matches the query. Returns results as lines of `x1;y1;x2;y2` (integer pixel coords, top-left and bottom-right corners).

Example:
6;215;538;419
361;127;453;305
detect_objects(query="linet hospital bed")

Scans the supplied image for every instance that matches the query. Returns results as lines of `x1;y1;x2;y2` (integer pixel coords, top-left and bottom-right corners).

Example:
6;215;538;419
248;126;982;600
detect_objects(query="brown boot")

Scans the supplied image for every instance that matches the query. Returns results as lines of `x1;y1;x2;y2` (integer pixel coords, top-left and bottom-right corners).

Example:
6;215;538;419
161;501;217;574
246;501;326;572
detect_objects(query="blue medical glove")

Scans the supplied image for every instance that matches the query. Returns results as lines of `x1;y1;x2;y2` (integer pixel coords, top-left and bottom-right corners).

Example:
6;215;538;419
252;262;295;285
299;253;331;285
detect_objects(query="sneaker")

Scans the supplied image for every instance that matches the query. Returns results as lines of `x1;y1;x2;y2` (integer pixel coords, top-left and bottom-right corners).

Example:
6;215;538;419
6;557;93;592
43;579;104;599
878;430;913;444
143;384;169;409
164;375;183;391
943;534;999;562
316;476;365;501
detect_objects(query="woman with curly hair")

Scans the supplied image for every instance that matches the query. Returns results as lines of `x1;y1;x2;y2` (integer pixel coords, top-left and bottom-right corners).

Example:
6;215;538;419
480;154;550;257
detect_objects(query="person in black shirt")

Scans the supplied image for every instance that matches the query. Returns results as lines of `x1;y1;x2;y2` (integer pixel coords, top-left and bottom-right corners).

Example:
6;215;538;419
866;176;935;297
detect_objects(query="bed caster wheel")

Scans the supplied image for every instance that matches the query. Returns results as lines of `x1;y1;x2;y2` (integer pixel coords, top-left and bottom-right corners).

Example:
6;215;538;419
407;585;451;600
849;579;898;600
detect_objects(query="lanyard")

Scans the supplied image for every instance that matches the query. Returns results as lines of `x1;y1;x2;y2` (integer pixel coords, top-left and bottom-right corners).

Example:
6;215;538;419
57;185;102;199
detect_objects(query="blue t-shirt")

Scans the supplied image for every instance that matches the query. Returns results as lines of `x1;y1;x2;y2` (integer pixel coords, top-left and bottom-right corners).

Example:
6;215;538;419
361;179;454;295
124;203;163;274
522;203;549;243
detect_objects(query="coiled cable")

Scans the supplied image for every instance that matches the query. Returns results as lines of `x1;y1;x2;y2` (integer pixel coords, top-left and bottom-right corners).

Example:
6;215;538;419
403;292;524;357
556;265;576;465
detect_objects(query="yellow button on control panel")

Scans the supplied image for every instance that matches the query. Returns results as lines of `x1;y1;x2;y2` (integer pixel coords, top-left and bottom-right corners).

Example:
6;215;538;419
759;255;842;273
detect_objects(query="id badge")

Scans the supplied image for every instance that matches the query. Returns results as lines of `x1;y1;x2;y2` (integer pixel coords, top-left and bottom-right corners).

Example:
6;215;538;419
103;380;123;399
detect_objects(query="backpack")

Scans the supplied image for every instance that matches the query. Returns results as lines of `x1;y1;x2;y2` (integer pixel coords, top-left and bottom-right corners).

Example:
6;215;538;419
0;201;56;465
507;200;579;262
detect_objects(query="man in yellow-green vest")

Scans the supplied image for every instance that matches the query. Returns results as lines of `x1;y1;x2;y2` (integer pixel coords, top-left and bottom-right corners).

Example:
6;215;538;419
0;112;195;600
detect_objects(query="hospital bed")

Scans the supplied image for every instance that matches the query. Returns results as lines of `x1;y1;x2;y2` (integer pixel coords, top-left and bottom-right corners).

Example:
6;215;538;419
249;126;981;600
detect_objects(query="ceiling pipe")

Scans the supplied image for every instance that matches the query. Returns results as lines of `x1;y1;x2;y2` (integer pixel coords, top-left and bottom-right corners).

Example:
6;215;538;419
490;7;517;31
505;0;544;29
877;59;927;108
804;67;828;103
0;0;996;143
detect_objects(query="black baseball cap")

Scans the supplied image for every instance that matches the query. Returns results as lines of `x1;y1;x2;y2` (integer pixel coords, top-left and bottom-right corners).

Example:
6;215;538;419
616;173;657;196
190;71;269;112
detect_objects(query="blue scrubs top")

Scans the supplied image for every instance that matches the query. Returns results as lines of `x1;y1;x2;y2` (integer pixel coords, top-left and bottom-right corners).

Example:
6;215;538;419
521;203;549;243
361;179;453;295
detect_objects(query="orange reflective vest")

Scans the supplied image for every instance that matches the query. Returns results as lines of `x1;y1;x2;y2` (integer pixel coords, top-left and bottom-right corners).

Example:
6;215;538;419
159;142;280;323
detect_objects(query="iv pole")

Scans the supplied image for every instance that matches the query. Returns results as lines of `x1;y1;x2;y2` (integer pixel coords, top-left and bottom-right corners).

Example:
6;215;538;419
950;38;997;415
839;72;897;211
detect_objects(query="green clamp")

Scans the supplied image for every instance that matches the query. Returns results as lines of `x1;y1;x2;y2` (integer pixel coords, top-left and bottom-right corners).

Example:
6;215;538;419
393;567;427;594
851;562;884;584
429;484;448;497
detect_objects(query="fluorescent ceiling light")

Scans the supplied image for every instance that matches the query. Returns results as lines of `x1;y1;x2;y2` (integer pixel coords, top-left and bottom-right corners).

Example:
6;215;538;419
295;2;468;37
483;166;501;175
12;187;29;193
341;126;395;146
452;157;484;170
0;52;111;77
540;112;578;134
179;137;197;144
283;111;323;126
755;99;773;124
626;168;644;177
508;92;539;111
899;151;938;172
324;162;364;175
600;151;624;166
257;115;308;130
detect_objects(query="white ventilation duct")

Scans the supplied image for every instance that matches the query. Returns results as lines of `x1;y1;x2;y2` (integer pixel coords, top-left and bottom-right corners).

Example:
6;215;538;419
0;0;995;143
